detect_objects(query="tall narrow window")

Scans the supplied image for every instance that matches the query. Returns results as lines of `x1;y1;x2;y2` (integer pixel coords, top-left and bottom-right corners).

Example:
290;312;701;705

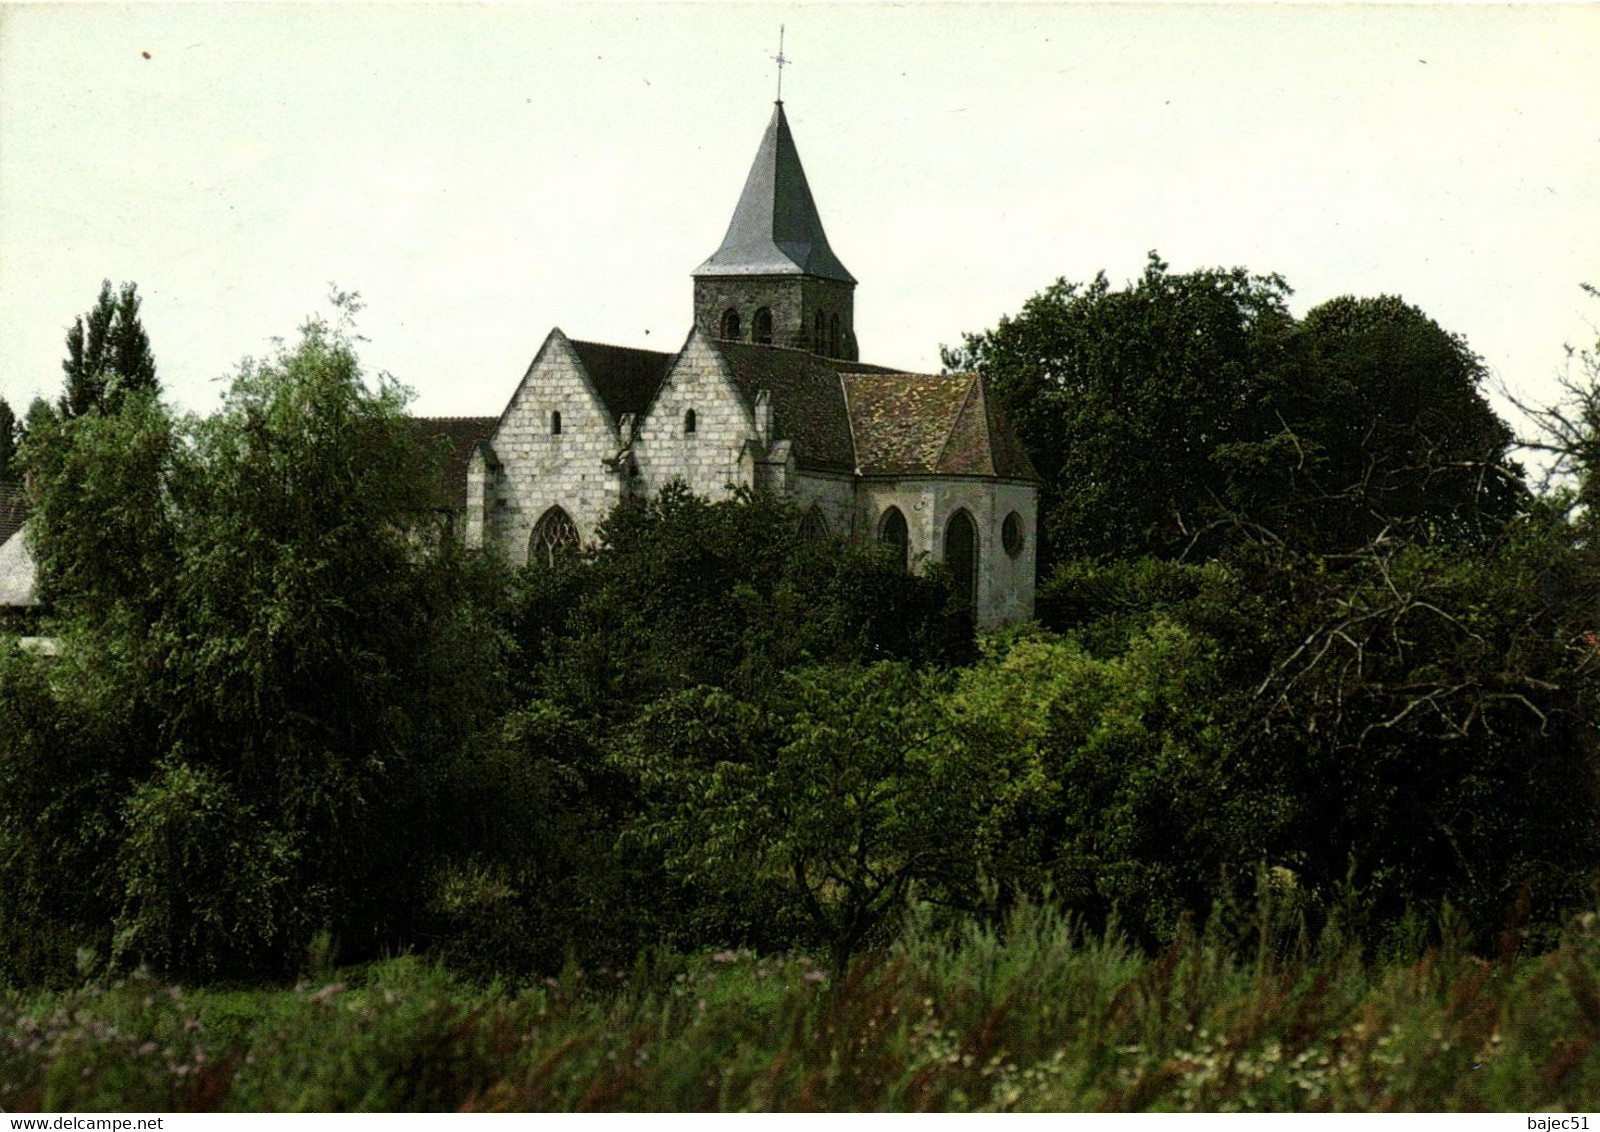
684;408;697;435
529;506;579;569
830;313;840;357
878;506;909;571
813;311;826;354
550;410;562;435
753;307;773;345
800;506;830;541
720;309;741;340
944;509;979;611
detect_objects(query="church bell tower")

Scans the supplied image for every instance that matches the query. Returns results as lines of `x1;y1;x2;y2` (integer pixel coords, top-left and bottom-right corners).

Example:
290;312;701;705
692;101;858;361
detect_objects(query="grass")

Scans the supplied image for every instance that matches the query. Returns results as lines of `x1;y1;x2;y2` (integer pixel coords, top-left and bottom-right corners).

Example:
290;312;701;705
5;902;1600;1111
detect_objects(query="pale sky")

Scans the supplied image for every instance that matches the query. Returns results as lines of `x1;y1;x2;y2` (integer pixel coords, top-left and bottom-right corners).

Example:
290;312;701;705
1;3;1597;427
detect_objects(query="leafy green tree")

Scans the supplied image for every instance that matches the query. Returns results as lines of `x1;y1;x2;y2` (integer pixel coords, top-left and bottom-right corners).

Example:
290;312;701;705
0;398;16;481
522;483;971;718
1033;528;1600;950
18;390;179;625
1242;534;1600;943
944;254;1298;563
1277;295;1520;548
947;254;1522;565
953;622;1274;945
60;280;158;418
632;663;996;971
5;300;513;979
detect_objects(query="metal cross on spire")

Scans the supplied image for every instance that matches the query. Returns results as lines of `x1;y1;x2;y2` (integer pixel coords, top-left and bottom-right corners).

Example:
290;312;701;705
772;25;790;102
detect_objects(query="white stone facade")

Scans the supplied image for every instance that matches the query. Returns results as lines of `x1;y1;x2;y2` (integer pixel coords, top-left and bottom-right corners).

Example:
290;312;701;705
464;327;1038;628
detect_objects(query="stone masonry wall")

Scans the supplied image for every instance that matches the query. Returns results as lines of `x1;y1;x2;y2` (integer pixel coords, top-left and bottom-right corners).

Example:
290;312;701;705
633;332;756;500
486;331;626;565
792;471;857;539
694;276;857;360
856;478;1037;628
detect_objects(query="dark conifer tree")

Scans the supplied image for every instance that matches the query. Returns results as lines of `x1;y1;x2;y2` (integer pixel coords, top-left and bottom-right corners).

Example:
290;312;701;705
60;279;158;417
106;282;159;409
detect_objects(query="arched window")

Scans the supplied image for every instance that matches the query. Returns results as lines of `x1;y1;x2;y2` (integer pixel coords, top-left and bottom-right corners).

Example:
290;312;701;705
720;309;741;340
753;307;773;345
878;506;909;571
1002;511;1025;558
800;506;830;541
943;508;979;610
813;311;826;354
529;506;579;569
550;410;562;436
683;408;697;435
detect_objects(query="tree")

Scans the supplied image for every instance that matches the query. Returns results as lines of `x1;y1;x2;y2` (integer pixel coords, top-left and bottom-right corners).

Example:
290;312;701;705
631;663;995;971
946;254;1523;565
522;482;971;718
4;300;513;979
1502;283;1600;532
60;280;158;418
944;254;1298;564
0;398;15;482
122;308;507;972
18;389;178;624
1282;295;1520;548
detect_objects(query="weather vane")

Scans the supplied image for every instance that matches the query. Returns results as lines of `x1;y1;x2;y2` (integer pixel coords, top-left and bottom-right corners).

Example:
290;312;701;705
772;25;790;102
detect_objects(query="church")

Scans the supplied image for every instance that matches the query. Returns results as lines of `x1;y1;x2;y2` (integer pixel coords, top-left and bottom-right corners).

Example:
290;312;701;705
427;100;1041;628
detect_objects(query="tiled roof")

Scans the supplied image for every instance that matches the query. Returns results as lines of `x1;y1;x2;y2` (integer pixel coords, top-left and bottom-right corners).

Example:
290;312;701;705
840;372;969;475
406;417;497;510
711;341;873;473
707;341;1039;481
842;370;1040;481
569;340;677;425
0;480;28;546
692;102;855;284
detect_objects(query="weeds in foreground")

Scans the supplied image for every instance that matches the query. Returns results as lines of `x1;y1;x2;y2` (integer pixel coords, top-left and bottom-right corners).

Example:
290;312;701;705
4;902;1599;1111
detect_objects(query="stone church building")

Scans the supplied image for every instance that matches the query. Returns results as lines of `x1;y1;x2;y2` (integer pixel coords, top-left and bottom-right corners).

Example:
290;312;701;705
431;102;1039;627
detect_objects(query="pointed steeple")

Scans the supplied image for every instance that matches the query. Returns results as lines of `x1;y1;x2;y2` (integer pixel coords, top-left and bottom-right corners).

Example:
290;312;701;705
693;102;855;284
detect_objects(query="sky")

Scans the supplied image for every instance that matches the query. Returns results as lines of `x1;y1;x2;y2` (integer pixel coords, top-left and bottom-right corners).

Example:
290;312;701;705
1;3;1597;429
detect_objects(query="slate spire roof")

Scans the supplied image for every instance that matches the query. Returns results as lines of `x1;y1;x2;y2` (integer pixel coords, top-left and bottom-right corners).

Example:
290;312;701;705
693;102;855;284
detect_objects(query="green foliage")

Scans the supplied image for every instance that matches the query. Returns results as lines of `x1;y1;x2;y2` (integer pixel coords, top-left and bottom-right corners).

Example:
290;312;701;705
1240;534;1600;940
3;304;513;980
947;254;1522;565
115;760;297;978
18;389;178;624
1026;525;1600;949
11;906;1600;1111
0;641;147;984
954;624;1280;944
520;483;971;716
60;280;159;418
0;397;16;481
631;663;998;971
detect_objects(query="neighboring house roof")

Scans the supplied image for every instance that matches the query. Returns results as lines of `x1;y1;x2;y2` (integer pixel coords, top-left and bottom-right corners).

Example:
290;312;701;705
406;416;498;510
0;480;27;546
692;102;856;285
568;339;678;425
0;527;38;609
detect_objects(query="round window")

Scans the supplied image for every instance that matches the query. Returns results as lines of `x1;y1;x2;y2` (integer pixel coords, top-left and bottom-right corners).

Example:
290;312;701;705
1002;511;1025;558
